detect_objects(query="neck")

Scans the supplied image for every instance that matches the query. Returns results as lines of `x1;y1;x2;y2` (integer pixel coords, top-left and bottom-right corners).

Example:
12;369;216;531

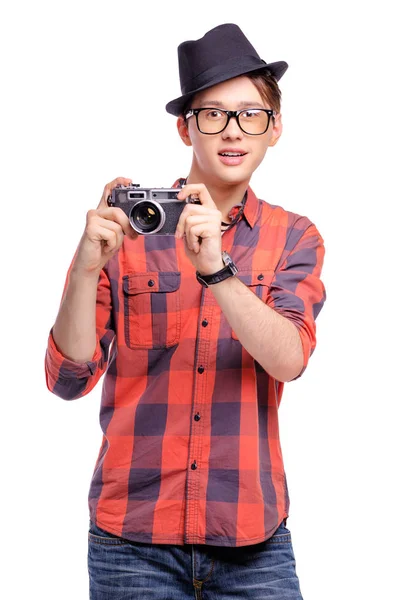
185;166;250;222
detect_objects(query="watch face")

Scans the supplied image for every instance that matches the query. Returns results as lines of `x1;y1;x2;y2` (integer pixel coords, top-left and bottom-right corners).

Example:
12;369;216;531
221;251;238;275
222;251;232;266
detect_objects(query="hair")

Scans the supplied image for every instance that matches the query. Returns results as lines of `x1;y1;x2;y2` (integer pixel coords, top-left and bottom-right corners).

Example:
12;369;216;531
181;69;283;122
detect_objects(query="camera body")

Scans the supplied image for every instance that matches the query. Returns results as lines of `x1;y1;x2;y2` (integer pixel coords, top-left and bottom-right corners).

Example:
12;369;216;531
108;184;201;235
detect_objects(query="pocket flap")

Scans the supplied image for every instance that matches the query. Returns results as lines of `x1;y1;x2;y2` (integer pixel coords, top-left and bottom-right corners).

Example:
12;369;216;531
123;271;181;295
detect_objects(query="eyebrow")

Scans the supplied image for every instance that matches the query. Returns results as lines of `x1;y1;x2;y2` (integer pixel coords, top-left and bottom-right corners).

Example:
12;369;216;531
197;100;266;109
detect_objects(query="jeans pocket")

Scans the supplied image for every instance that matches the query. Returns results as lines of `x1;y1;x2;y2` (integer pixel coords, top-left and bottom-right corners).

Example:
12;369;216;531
268;518;292;544
122;271;181;349
88;520;129;546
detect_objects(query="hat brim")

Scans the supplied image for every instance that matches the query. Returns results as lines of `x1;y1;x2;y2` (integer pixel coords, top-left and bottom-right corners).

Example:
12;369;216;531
165;60;288;117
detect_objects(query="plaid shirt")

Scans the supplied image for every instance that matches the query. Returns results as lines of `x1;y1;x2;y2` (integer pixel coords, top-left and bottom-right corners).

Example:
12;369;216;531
45;177;326;547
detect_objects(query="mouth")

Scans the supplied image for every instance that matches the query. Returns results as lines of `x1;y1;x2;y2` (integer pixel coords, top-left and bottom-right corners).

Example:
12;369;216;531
218;152;248;166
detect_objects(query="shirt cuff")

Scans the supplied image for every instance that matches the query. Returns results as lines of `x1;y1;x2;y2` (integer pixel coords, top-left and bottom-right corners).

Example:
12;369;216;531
46;326;102;380
288;317;314;381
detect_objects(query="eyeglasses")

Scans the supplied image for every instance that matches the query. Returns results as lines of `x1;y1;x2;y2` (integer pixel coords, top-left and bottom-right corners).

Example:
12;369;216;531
185;107;276;135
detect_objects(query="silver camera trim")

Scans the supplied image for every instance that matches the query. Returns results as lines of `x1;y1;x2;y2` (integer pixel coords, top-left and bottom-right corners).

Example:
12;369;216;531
127;191;146;200
129;199;166;235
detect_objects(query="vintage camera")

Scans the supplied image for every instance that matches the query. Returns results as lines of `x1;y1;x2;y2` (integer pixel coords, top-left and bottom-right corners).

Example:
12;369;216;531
107;184;201;235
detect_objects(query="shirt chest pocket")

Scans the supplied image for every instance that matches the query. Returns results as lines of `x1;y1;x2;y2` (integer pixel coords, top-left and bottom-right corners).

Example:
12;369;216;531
122;271;181;349
231;269;275;341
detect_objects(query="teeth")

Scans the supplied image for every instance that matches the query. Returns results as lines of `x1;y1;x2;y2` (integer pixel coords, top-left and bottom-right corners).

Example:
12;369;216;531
221;152;244;156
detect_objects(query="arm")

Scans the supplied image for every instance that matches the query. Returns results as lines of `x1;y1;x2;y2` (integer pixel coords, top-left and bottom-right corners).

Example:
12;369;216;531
44;252;115;400
44;175;136;401
173;184;326;382
210;222;326;382
52;266;100;363
210;276;304;382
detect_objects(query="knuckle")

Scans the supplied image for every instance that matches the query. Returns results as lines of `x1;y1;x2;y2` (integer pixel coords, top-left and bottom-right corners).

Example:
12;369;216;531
86;209;96;222
110;207;121;221
112;217;122;230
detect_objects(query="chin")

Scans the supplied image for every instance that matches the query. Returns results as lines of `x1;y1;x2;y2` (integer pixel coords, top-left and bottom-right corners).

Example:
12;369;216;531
215;166;252;184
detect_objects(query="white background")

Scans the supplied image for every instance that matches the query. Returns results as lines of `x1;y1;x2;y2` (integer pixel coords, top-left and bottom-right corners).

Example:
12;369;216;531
1;1;399;598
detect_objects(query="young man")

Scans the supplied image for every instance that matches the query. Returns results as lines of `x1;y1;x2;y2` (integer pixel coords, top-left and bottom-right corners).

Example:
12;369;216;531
45;23;325;599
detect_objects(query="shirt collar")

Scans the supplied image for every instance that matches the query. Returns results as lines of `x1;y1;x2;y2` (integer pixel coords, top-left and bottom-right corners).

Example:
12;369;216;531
171;177;259;229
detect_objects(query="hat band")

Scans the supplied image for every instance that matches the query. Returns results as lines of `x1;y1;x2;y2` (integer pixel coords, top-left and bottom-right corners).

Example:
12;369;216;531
182;55;270;95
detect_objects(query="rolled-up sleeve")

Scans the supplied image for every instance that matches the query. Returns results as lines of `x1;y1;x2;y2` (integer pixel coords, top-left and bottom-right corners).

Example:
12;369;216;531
266;219;326;381
44;256;115;400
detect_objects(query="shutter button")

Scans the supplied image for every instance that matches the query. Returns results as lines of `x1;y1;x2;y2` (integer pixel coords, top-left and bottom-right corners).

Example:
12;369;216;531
148;279;155;287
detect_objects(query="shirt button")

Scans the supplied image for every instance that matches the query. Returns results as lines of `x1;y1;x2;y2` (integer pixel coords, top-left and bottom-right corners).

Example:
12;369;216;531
197;366;205;374
191;461;197;470
148;279;155;287
194;413;201;421
202;319;208;327
257;274;264;281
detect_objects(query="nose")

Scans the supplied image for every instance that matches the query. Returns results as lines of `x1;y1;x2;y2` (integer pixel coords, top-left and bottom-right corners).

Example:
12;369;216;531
222;114;244;139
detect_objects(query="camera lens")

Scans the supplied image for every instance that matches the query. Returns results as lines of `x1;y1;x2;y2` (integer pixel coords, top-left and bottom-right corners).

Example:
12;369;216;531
130;200;165;234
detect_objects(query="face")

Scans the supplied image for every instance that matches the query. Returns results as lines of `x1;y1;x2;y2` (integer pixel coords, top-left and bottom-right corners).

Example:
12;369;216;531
177;75;282;185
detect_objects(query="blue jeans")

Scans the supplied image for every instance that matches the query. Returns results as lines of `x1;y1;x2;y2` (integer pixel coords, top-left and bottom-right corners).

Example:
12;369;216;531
88;518;304;599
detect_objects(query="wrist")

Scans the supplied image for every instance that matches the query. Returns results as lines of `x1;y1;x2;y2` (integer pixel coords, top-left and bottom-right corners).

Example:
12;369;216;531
197;259;225;277
70;265;102;281
196;251;238;288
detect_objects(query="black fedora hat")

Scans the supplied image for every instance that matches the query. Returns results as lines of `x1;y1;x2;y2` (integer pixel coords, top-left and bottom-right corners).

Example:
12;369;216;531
165;23;288;117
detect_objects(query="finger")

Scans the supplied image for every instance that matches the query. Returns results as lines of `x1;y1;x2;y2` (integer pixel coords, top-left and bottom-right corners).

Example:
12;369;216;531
96;207;136;238
87;216;124;247
88;209;136;245
185;220;217;253
89;213;125;236
184;215;206;252
99;180;132;210
105;229;125;254
177;183;216;209
175;205;220;239
91;225;120;253
97;177;133;210
184;215;212;242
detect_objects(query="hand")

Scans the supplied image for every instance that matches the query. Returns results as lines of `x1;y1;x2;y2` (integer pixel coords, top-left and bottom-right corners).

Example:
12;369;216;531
72;177;138;276
175;183;224;275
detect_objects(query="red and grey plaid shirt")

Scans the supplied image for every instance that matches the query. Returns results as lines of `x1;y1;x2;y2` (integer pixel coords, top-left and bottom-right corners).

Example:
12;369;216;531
45;177;326;547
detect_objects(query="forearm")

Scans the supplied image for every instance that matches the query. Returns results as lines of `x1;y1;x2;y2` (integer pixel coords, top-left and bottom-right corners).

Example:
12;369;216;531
209;275;304;382
52;267;100;363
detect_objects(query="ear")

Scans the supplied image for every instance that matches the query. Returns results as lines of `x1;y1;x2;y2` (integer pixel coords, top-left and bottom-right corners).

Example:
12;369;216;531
177;116;192;147
268;112;283;147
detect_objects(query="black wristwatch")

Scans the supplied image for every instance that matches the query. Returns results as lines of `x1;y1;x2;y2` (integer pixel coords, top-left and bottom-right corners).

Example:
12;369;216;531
196;251;238;288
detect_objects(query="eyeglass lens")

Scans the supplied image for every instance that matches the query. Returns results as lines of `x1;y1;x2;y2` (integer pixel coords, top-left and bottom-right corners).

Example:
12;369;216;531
197;109;270;135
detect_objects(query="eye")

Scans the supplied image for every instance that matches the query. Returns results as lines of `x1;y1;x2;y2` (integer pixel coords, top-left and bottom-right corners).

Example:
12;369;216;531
205;109;224;119
241;109;262;119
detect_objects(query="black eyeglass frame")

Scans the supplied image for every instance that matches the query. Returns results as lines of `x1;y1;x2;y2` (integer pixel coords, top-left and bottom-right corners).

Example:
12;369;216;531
184;107;276;135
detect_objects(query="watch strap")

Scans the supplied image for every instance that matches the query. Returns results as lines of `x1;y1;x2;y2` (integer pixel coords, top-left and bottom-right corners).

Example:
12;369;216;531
196;253;238;287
